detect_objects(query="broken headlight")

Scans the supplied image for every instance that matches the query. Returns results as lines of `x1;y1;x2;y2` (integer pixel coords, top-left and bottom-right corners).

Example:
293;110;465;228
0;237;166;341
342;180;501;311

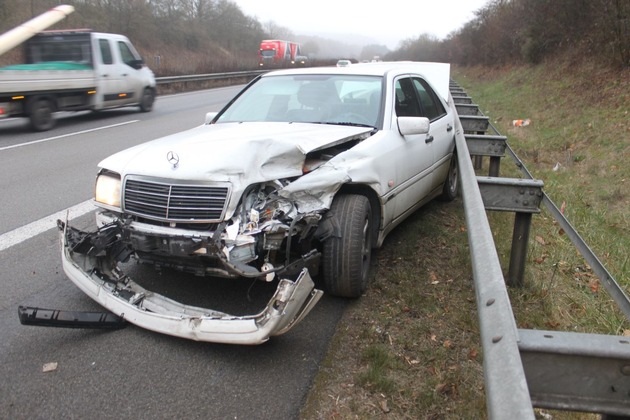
240;182;295;231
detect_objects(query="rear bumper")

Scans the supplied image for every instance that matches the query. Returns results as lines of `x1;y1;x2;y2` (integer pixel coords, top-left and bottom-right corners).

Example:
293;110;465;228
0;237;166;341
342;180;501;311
59;221;323;345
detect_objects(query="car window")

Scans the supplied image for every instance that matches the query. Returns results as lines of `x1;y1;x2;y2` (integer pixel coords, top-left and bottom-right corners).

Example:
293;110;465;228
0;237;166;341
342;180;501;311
216;74;382;126
394;78;422;117
412;78;446;121
117;41;140;67
395;77;446;121
99;39;113;65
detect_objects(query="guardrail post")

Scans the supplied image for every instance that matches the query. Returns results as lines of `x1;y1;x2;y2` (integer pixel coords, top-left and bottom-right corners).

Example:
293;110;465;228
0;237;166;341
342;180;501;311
518;329;630;416
452;94;474;104
460;115;490;170
508;212;532;287
465;134;507;177
477;177;544;287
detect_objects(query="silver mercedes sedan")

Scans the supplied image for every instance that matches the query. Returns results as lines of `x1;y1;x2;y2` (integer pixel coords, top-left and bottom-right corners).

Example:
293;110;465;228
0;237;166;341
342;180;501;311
59;62;459;344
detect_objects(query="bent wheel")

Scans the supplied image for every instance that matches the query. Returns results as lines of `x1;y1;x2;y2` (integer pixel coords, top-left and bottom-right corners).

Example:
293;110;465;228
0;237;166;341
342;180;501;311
322;194;373;298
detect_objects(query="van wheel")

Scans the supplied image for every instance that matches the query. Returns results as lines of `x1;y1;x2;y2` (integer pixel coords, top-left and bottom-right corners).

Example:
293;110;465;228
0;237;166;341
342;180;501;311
322;194;373;298
29;98;55;131
139;88;155;112
440;153;459;201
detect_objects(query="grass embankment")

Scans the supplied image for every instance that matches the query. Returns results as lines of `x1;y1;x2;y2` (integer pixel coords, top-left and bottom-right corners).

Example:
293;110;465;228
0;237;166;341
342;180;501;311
301;59;629;419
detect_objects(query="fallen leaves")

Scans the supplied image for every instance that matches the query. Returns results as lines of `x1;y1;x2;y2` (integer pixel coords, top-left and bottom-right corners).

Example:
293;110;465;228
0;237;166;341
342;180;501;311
429;272;439;285
404;356;421;365
534;254;548;264
435;382;458;397
379;399;390;413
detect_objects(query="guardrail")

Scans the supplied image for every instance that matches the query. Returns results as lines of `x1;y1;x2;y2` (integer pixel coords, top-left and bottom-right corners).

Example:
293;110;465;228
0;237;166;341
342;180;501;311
155;70;266;85
451;93;535;418
451;82;630;418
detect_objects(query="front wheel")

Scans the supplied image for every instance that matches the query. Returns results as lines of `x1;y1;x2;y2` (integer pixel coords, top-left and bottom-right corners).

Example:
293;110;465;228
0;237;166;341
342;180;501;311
28;98;56;131
139;88;155;112
322;194;373;298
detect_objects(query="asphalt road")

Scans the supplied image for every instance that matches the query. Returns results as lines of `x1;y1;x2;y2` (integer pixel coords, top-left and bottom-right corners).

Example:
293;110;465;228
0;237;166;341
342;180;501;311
0;87;347;419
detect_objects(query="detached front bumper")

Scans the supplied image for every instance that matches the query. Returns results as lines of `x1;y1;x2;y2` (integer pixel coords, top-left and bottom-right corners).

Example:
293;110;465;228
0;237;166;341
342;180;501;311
59;221;323;345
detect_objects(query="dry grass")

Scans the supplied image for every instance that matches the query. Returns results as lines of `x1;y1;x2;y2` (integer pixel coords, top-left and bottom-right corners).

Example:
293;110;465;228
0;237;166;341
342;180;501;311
300;58;629;419
303;202;486;419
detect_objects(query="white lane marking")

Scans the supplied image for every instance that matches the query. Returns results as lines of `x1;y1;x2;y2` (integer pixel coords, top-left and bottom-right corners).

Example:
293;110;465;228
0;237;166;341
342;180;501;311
0;120;139;152
0;200;95;252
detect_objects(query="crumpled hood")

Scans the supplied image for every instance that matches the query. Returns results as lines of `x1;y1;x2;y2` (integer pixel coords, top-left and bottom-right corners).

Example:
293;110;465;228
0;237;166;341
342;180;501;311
99;122;372;183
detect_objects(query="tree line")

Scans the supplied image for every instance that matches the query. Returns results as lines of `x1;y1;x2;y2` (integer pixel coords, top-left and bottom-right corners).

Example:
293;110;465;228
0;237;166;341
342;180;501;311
389;0;629;69
1;0;628;72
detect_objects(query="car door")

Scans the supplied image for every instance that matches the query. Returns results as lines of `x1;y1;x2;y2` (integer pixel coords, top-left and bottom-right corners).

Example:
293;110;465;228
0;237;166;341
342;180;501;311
94;37;130;108
411;77;454;191
95;37;143;108
115;40;145;103
389;76;435;221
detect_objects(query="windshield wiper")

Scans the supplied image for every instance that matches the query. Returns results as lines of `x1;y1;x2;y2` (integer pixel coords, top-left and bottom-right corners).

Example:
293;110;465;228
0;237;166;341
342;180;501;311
322;121;376;128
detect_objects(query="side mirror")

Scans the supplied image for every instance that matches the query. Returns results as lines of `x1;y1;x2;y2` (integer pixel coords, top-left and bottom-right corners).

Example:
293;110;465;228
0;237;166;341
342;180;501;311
397;116;430;136
205;112;218;124
128;59;144;70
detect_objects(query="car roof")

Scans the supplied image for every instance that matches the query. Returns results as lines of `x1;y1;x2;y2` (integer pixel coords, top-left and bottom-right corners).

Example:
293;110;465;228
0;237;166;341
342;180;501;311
262;61;451;102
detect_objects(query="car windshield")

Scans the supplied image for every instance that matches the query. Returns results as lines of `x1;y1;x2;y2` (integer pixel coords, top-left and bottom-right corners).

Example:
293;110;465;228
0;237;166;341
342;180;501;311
216;74;382;127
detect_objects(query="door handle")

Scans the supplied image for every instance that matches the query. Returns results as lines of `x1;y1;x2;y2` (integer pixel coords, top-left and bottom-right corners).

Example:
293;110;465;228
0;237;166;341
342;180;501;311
425;135;434;143
446;124;453;132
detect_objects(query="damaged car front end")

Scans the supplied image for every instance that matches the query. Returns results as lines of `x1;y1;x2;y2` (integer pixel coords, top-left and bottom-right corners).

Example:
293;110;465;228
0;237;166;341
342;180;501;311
59;219;323;344
60;122;375;344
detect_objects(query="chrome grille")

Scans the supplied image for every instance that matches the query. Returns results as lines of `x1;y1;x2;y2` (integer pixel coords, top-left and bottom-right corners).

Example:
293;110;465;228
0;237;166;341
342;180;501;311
123;178;229;222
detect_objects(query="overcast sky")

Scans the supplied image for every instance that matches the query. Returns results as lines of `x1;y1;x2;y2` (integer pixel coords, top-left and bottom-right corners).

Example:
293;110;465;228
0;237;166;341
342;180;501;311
233;0;490;49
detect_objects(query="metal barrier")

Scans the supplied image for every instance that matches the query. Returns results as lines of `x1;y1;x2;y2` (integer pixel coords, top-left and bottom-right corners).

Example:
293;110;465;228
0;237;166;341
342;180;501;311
450;82;630;418
451;93;536;418
155;70;265;85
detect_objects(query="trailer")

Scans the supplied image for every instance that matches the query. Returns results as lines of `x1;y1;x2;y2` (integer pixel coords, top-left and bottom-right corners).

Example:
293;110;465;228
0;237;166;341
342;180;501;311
258;39;302;67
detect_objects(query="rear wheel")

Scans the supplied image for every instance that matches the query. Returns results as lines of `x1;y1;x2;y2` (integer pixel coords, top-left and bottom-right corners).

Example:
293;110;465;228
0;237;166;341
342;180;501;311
28;98;55;131
139;88;155;112
322;194;373;298
440;153;459;201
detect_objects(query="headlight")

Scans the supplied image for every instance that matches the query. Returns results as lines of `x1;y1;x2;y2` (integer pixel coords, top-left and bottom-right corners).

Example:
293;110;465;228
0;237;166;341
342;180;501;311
95;172;121;208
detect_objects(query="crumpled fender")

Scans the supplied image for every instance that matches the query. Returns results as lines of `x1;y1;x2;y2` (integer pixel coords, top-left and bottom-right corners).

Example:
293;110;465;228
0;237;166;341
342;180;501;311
58;220;323;345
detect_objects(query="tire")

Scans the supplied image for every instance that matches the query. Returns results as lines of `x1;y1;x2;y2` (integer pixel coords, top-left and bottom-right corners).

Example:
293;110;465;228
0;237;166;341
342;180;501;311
28;98;56;131
322;194;373;298
139;88;155;112
440;153;459;201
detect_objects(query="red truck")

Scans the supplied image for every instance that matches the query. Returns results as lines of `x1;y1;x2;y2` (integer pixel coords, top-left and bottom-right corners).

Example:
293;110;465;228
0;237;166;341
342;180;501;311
258;39;305;67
